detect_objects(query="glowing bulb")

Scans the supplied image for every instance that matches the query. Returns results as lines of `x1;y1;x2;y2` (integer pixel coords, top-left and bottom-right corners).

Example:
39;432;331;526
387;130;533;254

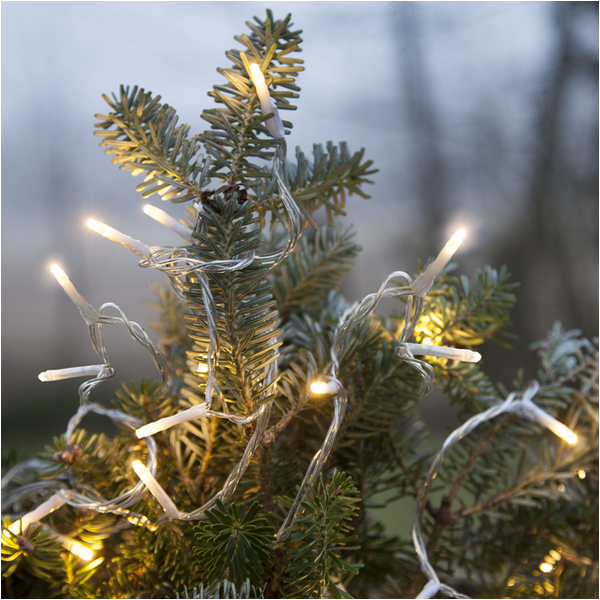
249;62;264;83
7;494;66;534
131;460;181;519
135;403;208;438
196;363;209;374
577;469;586;479
521;397;578;445
88;219;150;258
402;342;482;363
411;229;467;297
549;549;561;561
143;205;192;242
539;562;553;573
38;364;106;382
248;63;285;138
310;381;338;395
50;531;94;561
50;264;98;325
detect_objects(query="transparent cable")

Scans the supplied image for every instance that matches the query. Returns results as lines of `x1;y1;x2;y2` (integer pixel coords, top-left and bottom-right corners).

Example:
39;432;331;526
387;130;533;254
412;382;542;599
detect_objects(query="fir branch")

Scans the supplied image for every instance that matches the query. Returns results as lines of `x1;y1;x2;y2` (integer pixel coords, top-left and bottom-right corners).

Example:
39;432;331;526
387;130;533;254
272;225;360;318
94;85;210;203
198;11;304;195
411;264;518;349
256;142;377;230
194;500;274;587
283;471;362;599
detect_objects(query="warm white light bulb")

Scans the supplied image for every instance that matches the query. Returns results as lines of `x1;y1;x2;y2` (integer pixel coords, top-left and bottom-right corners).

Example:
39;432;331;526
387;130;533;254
49;530;94;561
402;343;481;363
248;63;285;138
249;62;264;83
539;562;553;573
411;228;467;297
310;381;338;395
143;205;192;242
88;219;150;258
7;494;66;534
135;404;208;438
50;264;98;325
196;363;209;374
416;580;442;599
521;398;578;445
38;364;106;382
131;460;180;519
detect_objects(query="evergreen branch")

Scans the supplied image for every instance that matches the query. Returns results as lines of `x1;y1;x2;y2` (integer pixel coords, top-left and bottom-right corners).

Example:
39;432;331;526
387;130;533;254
272;225;360;318
257;142;377;230
283;471;362;599
411;265;518;349
194;500;275;587
175;579;263;599
198;11;304;194
94;85;210;203
183;197;281;421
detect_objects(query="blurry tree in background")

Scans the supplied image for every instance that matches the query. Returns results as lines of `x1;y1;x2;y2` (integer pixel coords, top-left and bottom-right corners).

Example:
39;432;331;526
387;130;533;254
494;1;598;341
388;1;598;384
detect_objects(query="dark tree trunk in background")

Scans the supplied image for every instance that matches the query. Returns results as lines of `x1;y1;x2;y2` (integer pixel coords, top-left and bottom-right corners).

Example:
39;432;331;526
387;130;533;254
494;1;599;346
394;3;447;257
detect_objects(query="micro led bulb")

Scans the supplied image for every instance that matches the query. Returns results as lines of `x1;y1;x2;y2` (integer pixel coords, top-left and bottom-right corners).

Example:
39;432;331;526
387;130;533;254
411;228;467;297
143;205;192;242
131;460;181;519
310;381;338;396
248;63;285;138
135;404;209;438
50;264;98;325
88;219;150;258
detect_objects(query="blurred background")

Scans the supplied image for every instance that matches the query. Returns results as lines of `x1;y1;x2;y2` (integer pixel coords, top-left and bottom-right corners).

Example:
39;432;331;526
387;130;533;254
2;1;598;454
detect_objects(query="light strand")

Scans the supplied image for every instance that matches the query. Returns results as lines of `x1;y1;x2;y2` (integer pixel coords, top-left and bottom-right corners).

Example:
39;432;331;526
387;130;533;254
249;63;285;139
88;219;151;259
38;364;111;382
7;493;66;535
132;460;181;520
411;381;579;598
143;204;193;242
276;231;473;540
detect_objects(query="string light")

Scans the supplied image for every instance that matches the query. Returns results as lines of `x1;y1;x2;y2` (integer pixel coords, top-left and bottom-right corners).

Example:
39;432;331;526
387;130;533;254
135;403;209;438
7;493;66;535
539;562;553;573
411;229;466;297
46;529;94;561
310;381;339;395
400;342;482;363
520;395;578;444
131;460;181;520
249;63;285;139
38;364;107;382
416;580;442;599
578;469;586;479
143;204;193;243
88;219;151;259
411;381;580;598
50;264;99;325
1;68;586;597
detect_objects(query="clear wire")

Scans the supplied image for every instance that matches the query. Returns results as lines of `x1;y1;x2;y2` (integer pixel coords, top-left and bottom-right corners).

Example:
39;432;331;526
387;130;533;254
412;381;540;598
